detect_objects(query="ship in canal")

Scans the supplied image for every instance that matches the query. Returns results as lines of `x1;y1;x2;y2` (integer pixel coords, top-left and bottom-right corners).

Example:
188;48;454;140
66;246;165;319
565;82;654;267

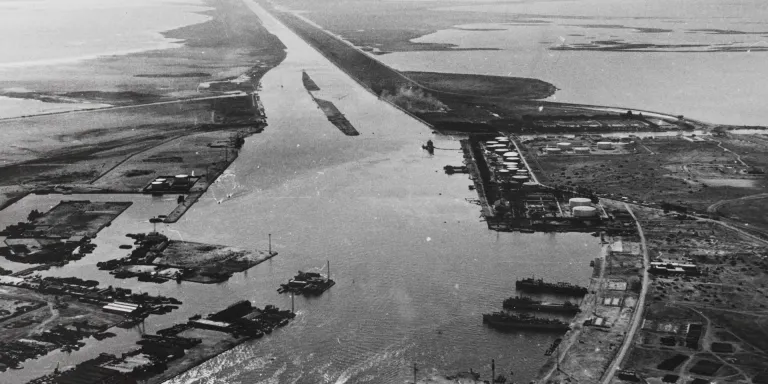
482;312;570;332
515;277;588;296
502;296;581;314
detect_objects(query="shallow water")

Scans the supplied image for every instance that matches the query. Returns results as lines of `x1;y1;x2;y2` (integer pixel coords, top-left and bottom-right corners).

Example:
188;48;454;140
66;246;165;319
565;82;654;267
0;0;212;118
376;0;768;125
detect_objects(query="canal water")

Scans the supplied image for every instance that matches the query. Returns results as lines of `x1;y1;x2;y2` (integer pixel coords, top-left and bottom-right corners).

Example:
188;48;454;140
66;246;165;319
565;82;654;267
0;2;601;383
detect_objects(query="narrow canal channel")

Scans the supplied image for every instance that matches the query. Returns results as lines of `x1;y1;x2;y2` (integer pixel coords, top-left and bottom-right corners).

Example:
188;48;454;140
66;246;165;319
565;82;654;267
0;2;601;383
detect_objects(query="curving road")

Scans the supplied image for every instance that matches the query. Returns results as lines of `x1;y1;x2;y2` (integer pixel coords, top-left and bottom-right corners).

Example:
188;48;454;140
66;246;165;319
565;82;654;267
706;192;768;214
600;203;649;384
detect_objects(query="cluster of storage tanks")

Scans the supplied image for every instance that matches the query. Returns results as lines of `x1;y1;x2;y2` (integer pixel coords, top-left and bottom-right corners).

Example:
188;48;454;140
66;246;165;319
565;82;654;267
542;138;634;154
485;136;531;183
568;197;598;218
544;141;592;154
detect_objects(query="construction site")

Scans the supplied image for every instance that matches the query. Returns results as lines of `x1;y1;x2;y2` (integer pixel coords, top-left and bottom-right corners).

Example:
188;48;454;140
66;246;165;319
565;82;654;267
26;300;295;384
0;200;132;264
97;232;278;284
0;275;180;373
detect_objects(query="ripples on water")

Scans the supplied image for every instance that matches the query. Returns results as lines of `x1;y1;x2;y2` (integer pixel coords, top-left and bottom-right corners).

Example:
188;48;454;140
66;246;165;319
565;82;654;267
0;3;604;383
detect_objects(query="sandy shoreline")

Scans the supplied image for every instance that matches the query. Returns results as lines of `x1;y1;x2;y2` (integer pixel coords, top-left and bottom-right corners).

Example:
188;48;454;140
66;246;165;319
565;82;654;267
0;0;287;212
0;0;284;119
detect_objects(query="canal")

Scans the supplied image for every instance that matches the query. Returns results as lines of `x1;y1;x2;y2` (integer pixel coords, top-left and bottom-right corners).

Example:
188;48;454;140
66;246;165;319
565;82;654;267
0;2;601;383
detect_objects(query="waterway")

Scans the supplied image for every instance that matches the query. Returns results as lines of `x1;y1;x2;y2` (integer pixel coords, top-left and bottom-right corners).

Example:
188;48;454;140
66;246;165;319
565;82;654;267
0;2;601;383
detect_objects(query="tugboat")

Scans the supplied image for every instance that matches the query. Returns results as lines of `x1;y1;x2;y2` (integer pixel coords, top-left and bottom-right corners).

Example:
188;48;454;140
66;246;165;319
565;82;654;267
422;139;435;154
515;277;588;296
482;312;570;332
503;296;581;314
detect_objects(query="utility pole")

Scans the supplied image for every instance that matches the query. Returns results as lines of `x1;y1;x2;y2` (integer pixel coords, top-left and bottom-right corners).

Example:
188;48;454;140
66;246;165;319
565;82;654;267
291;292;295;314
413;363;417;384
268;234;272;255
492;359;496;383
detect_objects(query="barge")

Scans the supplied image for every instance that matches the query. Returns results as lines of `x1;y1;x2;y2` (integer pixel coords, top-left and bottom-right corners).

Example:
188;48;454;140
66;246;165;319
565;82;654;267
278;261;335;296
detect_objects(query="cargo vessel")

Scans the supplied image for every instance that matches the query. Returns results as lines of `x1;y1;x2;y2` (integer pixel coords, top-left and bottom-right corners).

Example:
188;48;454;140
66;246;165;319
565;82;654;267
515;277;588;296
502;296;581;314
482;312;570;332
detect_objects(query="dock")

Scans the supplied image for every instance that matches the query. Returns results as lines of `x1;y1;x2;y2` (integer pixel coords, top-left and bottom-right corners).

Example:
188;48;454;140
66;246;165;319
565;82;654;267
460;135;612;233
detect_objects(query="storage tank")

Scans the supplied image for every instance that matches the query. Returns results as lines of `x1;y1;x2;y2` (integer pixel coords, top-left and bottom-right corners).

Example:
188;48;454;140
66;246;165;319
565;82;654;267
557;142;572;149
487;144;505;148
574;147;590;154
569;197;593;208
155;178;167;183
494;136;508;141
572;206;598;217
497;169;511;180
512;175;529;182
503;161;519;167
522;181;538;189
544;147;562;154
597;142;613;150
493;148;508;153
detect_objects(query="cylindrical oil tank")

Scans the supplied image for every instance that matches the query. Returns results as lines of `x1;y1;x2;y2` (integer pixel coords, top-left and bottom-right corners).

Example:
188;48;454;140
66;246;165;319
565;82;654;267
512;175;529;182
494;136;507;141
544;147;562;154
522;181;538;189
487;144;505;148
557;142;572;149
497;169;511;180
574;147;590;154
569;197;592;208
485;141;499;145
155;178;167;183
503;151;518;156
597;142;613;150
493;148;508;153
175;174;189;179
503;161;519;167
572;206;598;217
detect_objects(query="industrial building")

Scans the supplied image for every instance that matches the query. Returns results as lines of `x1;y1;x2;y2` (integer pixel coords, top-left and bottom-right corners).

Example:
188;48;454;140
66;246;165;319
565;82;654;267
649;260;699;276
